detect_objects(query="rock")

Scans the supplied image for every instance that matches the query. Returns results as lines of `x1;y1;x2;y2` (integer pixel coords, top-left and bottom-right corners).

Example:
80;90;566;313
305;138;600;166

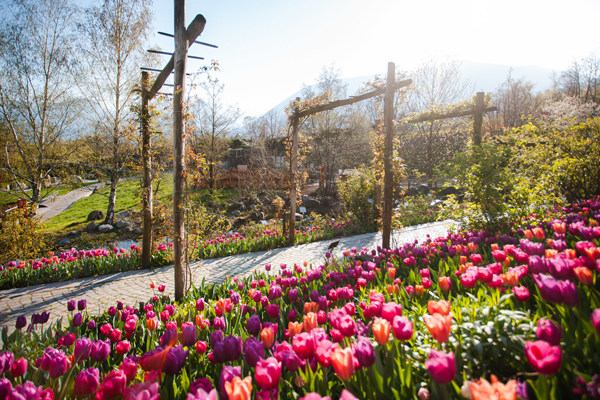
87;210;105;221
67;230;81;238
121;226;132;233
405;184;430;197
439;186;459;196
249;197;260;205
232;210;242;217
303;199;321;208
415;184;430;195
98;224;114;233
295;213;303;222
115;220;130;229
116;210;131;218
229;201;246;211
86;221;98;233
58;238;71;247
429;199;444;207
250;211;265;222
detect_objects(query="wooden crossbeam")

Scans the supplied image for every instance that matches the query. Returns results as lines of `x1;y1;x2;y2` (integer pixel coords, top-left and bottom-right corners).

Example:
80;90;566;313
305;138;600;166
297;79;412;118
147;49;204;60
407;106;497;124
147;14;207;100
158;31;218;48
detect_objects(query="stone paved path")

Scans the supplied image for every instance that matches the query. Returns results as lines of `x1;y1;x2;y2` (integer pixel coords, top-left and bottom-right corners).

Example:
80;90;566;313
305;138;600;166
0;220;456;333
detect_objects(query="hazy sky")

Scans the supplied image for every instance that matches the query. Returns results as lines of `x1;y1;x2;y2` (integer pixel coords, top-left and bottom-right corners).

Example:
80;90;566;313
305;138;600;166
149;0;600;117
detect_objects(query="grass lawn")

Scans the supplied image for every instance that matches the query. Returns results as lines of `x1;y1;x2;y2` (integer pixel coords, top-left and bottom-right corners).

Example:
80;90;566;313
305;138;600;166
43;174;174;234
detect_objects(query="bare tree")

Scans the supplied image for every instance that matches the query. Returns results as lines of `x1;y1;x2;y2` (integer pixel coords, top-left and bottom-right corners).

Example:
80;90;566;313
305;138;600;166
190;80;240;190
403;57;474;180
77;0;153;225
0;0;82;205
489;69;543;130
561;52;600;104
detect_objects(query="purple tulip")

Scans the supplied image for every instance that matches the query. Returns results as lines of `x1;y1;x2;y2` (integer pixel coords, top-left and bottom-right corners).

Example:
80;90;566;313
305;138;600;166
74;337;93;361
40;311;50;324
247;315;262;336
73;367;99;396
425;350;456;384
72;312;83;327
223;335;242;362
78;299;87;311
91;340;111;363
213;317;226;331
196;298;205;312
0;378;11;399
268;285;283;300
219;366;241;400
117;301;124;310
67;300;76;312
266;304;280;319
86;320;96;330
190;377;213;395
108;306;117;317
558;280;580;306
528;256;548;274
15;316;26;330
41;347;69;379
353;337;375;367
244;337;265;367
182;324;197;347
163;345;188;375
210;331;224;348
533;274;564;304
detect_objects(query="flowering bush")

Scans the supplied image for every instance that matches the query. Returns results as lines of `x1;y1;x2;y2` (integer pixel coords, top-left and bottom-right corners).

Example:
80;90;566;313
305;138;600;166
1;198;599;400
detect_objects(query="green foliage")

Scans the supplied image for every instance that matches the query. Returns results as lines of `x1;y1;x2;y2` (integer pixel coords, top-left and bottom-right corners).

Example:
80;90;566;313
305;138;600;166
0;205;47;265
393;196;439;229
513;116;600;202
338;167;378;224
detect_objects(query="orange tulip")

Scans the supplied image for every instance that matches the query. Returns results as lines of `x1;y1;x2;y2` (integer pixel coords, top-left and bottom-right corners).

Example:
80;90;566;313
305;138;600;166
459;264;469;274
388;268;396;280
387;284;399;294
456;245;463;253
372;318;391;345
552;222;566;234
303;261;308;267
545;249;558;258
532;227;545;240
260;326;275;348
303;302;318;314
546;239;553;248
216;298;228;313
303;312;318;332
146;317;158;332
424;313;452;343
524;230;533;239
503;257;511;267
460;255;468;265
415;285;424;296
149;281;156;289
225;376;253;400
583;247;600;261
501;271;519;287
491;243;499;251
428;300;451;316
330;347;355;380
469;375;517;400
565;249;577;259
574;267;593;286
468;242;477;253
195;314;208;329
288;322;303;337
439;276;452;291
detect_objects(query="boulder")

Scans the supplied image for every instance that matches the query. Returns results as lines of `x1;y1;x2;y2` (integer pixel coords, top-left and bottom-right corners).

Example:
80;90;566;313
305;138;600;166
121;226;133;233
295;213;303;222
229;201;246;211
98;224;114;233
58;238;71;247
232;210;242;217
86;221;98;233
116;210;131;218
87;210;105;221
303;198;321;208
439;186;458;196
415;184;430;195
67;230;81;238
115;220;130;229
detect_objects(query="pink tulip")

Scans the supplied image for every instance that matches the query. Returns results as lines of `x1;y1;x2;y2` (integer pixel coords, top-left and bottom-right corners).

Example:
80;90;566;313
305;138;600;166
535;319;562;346
381;302;402;322
424;350;456;384
73;367;100;396
392;316;413;341
513;286;530;301
255;357;281;391
524;340;562;375
591;308;600;335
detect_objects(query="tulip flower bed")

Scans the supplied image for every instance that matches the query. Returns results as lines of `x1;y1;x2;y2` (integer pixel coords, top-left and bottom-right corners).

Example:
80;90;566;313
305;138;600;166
0;217;375;290
1;199;600;400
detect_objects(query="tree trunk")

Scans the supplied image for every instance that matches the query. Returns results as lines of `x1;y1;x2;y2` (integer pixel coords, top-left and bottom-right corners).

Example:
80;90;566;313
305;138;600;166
105;170;118;225
31;182;41;206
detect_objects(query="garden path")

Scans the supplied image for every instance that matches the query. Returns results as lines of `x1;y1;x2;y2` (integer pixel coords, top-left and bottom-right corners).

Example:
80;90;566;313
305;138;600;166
0;220;456;334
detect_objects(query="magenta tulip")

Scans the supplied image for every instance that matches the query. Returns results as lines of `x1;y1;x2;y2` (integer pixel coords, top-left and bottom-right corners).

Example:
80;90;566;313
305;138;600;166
424;350;456;384
392;316;414;341
591;308;600;335
73;368;100;396
524;340;562;375
536;319;562;346
255;357;282;391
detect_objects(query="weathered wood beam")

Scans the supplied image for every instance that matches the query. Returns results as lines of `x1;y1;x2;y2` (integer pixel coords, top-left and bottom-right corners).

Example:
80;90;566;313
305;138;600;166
297;79;412;118
382;63;395;249
407;106;497;124
141;71;153;270
158;31;218;48
147;13;206;100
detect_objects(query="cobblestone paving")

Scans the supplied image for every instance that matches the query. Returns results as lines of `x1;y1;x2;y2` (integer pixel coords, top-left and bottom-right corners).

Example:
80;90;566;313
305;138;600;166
0;220;456;333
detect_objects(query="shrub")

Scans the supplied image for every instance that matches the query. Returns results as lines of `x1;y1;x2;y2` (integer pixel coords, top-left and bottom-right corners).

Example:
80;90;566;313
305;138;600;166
0;205;47;265
337;166;378;224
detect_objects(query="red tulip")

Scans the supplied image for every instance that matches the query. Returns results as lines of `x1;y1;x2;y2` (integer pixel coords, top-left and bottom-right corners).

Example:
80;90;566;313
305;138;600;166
10;358;27;377
524;340;562;375
116;340;131;355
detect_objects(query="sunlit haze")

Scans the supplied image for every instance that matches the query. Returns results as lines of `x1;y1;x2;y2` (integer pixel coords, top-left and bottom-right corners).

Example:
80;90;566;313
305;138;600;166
142;1;598;116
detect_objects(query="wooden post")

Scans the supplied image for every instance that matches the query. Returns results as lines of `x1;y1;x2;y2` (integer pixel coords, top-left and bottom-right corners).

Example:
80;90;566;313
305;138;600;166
374;119;382;209
473;92;484;146
382;62;395;249
288;97;300;246
141;71;153;269
173;0;187;301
